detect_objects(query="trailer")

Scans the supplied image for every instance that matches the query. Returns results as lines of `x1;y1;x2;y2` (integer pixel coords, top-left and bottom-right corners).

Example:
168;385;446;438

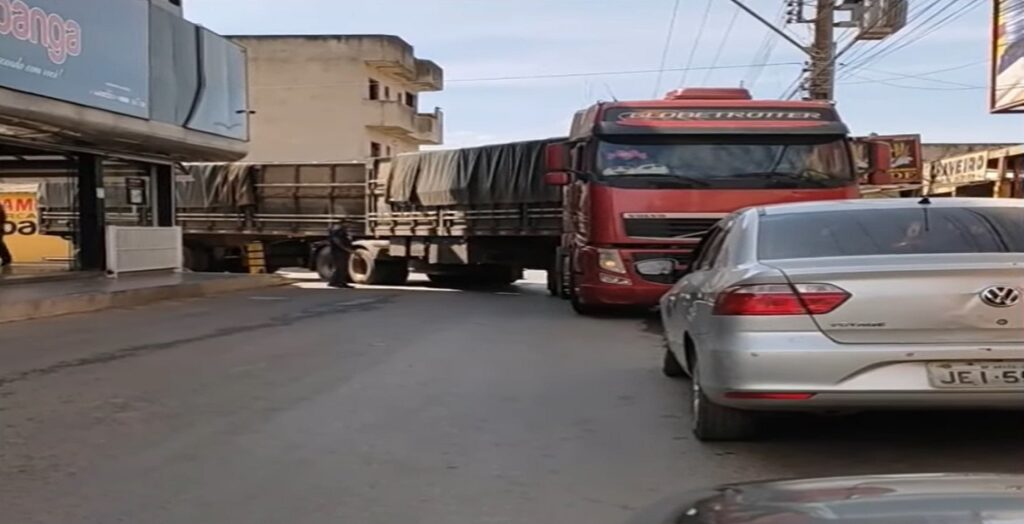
39;138;564;287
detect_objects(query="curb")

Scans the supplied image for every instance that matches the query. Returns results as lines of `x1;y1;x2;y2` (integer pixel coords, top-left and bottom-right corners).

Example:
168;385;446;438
0;274;292;324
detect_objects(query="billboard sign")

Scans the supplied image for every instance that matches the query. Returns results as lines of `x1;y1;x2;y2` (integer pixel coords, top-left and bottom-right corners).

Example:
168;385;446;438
0;0;150;118
925;151;991;194
992;0;1024;112
852;134;923;182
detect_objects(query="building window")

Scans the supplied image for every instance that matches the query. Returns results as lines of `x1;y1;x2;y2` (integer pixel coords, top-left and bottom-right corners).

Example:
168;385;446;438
370;142;382;158
386;145;392;156
404;92;417;108
368;79;380;100
384;86;391;100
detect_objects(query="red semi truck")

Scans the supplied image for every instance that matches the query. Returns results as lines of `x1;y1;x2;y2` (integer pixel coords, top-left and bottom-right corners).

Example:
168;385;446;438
542;88;890;314
38;89;889;314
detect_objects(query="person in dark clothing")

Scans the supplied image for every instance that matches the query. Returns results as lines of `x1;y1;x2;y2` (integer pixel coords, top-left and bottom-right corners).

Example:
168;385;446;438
0;204;12;268
327;223;354;288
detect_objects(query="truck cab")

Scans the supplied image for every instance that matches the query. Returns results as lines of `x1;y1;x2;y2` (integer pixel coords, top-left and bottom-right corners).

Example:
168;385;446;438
545;88;889;313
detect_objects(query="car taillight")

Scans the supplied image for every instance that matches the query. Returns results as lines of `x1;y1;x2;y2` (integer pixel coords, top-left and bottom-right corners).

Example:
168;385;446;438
713;284;850;316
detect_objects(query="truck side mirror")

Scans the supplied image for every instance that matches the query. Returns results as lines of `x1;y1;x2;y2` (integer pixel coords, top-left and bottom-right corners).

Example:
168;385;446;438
544;143;569;173
544;172;571;186
867;142;893;185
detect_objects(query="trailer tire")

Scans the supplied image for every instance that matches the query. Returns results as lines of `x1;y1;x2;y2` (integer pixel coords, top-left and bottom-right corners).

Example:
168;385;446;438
314;246;338;282
348;248;399;285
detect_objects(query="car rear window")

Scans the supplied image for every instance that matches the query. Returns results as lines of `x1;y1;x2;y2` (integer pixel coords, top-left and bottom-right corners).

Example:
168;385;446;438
758;206;1024;260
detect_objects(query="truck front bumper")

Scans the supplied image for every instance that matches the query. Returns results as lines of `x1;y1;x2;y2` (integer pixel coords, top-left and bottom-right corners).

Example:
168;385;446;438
576;279;669;308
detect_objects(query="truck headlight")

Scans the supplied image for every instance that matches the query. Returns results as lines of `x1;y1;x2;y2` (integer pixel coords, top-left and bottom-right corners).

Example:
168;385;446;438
635;258;675;276
597;249;626;274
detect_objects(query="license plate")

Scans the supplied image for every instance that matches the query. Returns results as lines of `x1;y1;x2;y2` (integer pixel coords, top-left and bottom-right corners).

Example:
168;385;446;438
927;361;1024;389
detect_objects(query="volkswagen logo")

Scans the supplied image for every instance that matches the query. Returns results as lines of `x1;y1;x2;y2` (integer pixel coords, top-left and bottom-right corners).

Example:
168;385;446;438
980;286;1022;308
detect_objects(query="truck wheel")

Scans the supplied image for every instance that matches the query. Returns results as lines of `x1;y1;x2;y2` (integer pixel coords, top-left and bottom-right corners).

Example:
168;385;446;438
348;248;380;285
691;360;760;441
314;246;337;282
559;254;572;299
547;269;558;296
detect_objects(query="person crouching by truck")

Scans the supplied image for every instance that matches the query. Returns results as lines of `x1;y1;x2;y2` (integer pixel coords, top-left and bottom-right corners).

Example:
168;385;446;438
327;223;354;288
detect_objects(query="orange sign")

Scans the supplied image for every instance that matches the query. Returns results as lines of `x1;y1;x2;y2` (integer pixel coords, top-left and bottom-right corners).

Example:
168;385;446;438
1;188;71;264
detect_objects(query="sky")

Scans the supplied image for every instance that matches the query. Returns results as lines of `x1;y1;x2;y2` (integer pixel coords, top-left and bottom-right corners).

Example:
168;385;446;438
185;0;1015;148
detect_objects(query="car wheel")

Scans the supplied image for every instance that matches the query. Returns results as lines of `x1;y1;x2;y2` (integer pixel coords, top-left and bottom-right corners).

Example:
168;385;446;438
691;360;759;441
662;347;686;378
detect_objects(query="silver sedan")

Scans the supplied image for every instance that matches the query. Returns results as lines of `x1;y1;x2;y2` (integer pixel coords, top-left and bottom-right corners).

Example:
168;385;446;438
659;198;1024;441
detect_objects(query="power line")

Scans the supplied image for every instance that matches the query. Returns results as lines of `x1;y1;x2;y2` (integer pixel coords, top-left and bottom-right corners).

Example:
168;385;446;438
249;62;806;90
703;4;742;86
679;0;714;87
839;0;946;69
848;0;985;69
744;1;788;89
840;0;976;78
652;0;683;98
854;61;986;88
841;71;983;90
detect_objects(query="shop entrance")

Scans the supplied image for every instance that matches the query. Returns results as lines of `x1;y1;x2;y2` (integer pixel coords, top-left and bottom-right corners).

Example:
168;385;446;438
0;141;173;283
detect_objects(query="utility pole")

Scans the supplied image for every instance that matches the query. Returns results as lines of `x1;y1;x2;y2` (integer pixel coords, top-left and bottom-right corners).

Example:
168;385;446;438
732;0;906;101
807;0;836;101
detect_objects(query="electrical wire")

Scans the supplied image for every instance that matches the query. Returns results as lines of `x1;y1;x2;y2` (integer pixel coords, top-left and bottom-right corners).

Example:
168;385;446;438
848;0;985;69
652;0;683;98
679;0;714;87
745;1;789;89
702;4;742;86
854;61;986;88
840;0;979;79
248;61;806;90
839;0;947;69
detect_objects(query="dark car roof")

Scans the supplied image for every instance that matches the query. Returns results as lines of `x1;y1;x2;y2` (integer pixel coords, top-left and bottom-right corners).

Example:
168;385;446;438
628;473;1024;523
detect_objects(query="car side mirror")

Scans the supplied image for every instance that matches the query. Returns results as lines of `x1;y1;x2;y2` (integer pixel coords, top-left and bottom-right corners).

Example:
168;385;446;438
544;172;571;186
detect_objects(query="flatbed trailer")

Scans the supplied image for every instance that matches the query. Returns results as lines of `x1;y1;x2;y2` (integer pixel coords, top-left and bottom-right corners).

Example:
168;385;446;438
39;139;564;286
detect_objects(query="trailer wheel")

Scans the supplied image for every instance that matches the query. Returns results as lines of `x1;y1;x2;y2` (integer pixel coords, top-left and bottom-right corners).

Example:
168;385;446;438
314;246;337;282
348;248;405;285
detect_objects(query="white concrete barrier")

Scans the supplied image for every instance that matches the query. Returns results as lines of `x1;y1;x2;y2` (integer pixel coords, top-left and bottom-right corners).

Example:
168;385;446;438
105;226;183;276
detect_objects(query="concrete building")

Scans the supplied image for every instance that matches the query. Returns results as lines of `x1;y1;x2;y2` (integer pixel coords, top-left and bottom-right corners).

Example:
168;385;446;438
230;35;444;162
0;0;247;276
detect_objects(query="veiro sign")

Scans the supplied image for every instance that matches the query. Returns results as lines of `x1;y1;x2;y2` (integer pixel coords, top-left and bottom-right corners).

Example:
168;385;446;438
0;0;82;65
0;0;149;118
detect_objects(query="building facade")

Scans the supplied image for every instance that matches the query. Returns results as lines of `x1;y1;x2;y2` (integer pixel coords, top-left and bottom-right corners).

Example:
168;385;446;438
0;0;248;274
231;35;444;162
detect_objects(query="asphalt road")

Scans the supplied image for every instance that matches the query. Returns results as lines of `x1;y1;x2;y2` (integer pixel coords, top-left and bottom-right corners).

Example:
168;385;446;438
1;272;1022;523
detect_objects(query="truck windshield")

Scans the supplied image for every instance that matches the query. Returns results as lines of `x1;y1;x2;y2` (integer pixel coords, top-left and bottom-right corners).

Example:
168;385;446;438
595;135;853;189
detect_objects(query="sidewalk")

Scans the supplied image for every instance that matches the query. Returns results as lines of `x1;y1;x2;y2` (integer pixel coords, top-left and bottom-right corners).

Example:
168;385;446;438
0;272;290;323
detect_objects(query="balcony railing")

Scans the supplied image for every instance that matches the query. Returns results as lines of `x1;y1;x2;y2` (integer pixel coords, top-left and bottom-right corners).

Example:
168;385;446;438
413;108;443;145
363;101;442;145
